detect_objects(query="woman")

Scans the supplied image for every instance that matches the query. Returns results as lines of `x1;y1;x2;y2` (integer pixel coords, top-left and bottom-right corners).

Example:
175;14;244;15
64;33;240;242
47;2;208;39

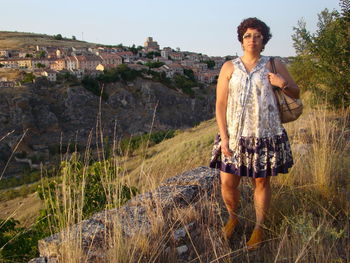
209;17;300;249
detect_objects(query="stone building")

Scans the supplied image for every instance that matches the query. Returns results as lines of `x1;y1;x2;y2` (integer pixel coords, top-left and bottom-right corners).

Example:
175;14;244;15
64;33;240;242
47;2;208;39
144;37;160;52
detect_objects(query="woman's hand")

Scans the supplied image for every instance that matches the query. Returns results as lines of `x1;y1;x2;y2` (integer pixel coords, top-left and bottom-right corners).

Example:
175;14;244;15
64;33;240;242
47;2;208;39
267;72;287;89
267;58;300;99
221;137;233;157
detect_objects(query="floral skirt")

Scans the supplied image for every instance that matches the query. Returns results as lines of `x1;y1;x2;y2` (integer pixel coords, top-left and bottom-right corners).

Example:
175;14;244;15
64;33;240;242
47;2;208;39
209;129;294;178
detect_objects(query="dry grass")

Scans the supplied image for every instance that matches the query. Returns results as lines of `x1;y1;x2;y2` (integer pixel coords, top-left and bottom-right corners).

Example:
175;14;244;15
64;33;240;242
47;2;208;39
1;103;349;262
122;118;217;192
0;68;22;81
38;104;349;262
0;192;43;227
0;31;95;49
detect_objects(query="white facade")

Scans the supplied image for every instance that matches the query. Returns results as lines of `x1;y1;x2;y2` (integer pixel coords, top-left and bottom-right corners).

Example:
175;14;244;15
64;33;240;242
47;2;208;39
42;71;57;82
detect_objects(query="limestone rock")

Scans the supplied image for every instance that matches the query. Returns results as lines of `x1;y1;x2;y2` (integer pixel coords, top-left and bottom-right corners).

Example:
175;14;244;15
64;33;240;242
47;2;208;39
31;166;221;262
176;245;189;256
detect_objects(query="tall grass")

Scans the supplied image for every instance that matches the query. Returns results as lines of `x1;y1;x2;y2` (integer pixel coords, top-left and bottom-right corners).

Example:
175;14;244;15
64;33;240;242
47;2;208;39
1;103;348;262
279;107;350;193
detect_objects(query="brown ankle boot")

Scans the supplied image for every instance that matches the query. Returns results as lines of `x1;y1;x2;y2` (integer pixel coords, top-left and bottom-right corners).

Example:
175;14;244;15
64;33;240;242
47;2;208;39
222;217;238;240
246;228;263;250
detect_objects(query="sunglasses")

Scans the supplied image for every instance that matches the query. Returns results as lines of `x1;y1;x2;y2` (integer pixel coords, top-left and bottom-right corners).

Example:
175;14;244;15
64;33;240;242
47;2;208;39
242;33;263;40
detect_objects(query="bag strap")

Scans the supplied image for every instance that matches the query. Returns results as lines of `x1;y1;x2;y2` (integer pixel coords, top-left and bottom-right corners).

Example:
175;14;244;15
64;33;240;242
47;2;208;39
270;57;277;73
269;57;295;115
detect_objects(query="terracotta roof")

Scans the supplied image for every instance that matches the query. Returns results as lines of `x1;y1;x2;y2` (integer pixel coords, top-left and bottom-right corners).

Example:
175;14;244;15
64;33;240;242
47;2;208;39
99;53;122;59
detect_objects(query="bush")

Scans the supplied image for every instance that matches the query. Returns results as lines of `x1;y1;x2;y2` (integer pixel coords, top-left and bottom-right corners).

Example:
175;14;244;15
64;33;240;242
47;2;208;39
144;61;165;68
48;143;84;156
98;68;119;83
21;72;35;83
202;60;215;69
117;64;141;82
53;34;63;40
290;5;350;108
0;217;46;262
57;72;78;84
0;170;42;190
173;74;197;97
146;51;161;59
81;76;108;101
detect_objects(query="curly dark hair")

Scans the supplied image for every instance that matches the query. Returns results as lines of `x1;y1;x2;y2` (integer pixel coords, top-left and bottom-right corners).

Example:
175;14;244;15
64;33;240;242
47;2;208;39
237;17;272;50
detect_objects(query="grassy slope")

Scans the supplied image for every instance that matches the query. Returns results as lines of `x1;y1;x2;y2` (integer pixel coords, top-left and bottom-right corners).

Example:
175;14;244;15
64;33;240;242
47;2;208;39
2;106;349;231
121;118;218;191
0;31;96;49
0;118;218;225
0;193;43;227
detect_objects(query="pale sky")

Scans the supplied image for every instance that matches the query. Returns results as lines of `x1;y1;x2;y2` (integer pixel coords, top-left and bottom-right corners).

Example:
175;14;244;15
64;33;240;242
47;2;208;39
0;0;340;57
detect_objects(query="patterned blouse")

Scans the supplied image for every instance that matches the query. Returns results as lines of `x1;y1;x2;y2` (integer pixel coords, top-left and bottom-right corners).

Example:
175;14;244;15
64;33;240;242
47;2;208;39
226;56;284;151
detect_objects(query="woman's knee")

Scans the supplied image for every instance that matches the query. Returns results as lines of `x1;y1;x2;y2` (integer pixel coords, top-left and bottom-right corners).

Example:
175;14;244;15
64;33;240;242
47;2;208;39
220;171;241;189
254;177;271;189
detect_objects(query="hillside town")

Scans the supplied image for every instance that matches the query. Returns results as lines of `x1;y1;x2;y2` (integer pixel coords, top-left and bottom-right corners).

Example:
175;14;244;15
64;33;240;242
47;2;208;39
0;37;228;87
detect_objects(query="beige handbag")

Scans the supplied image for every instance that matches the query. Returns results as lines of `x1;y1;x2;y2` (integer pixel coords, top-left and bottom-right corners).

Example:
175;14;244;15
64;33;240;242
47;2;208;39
270;57;303;123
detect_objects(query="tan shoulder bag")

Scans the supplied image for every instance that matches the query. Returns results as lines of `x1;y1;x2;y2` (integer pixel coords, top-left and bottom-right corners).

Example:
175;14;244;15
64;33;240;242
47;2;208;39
270;57;303;123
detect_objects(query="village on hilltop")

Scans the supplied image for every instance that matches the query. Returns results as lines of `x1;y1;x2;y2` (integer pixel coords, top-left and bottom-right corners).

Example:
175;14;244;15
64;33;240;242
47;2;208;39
0;36;231;88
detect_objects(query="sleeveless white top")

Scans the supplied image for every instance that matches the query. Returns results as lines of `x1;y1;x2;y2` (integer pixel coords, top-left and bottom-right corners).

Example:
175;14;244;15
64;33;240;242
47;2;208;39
226;56;284;151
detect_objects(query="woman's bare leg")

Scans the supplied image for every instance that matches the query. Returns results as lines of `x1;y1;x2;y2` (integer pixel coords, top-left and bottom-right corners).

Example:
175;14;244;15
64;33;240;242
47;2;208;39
220;171;241;239
220;171;241;219
253;176;271;228
247;176;271;248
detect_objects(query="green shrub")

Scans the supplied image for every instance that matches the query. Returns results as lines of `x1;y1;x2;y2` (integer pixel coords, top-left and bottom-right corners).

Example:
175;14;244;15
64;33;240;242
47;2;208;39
291;5;350;108
21;72;35;83
0;170;41;190
173;74;197;97
81;76;109;100
117;64;141;81
0;214;52;262
144;61;165;68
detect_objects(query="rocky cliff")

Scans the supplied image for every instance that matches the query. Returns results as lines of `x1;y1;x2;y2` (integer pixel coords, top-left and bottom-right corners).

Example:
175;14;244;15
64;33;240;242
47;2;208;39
0;79;215;177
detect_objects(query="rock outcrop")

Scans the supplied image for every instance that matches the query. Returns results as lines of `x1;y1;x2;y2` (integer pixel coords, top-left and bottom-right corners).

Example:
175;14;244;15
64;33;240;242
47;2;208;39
29;166;226;263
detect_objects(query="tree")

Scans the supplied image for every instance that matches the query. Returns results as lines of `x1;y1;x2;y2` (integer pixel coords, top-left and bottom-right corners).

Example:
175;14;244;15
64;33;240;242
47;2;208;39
57;71;78;83
72;35;76;40
36;50;46;58
203;60;215;69
36;62;46;68
81;76;108;100
21;73;35;83
184;68;195;81
173;74;197;97
129;44;136;54
53;34;63;40
290;3;350;108
117;64;141;81
340;0;350;21
144;61;164;68
146;51;161;59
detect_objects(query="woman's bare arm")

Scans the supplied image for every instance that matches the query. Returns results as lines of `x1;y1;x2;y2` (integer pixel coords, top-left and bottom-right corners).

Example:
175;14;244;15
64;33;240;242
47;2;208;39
216;61;234;157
